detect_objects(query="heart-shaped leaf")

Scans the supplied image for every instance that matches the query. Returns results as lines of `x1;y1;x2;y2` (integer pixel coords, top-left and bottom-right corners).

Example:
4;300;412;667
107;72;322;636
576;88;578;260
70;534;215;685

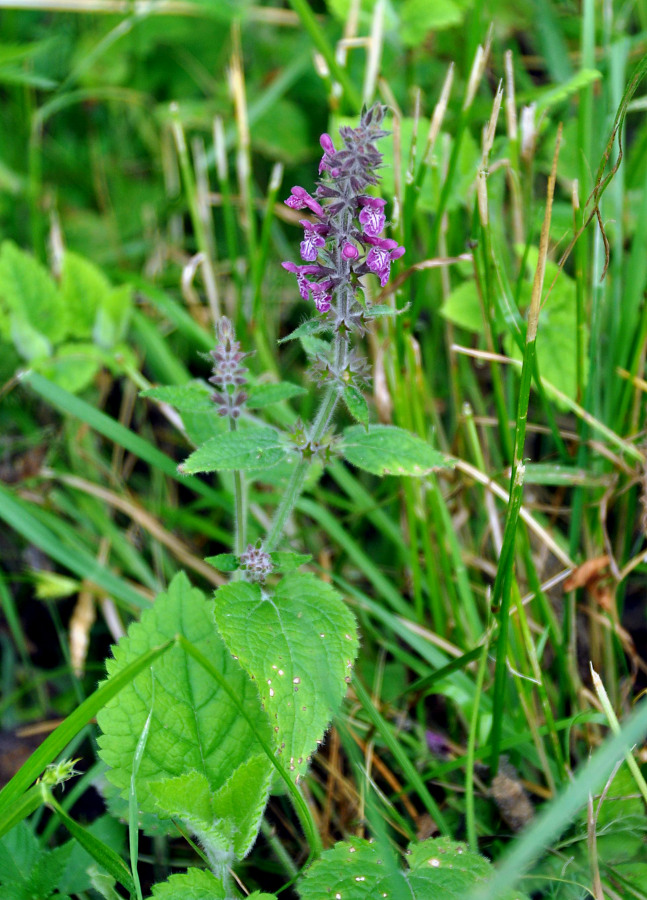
214;573;358;781
97;573;273;858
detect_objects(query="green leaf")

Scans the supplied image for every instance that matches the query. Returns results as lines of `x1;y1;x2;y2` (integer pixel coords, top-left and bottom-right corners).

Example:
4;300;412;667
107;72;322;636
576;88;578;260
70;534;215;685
205;553;239;572
440;280;485;333
151;868;228;899
140;382;214;412
364;303;408;318
149;756;270;859
506;251;585;405
278;318;332;343
57;814;126;896
93;284;132;348
268;551;312;572
342;385;370;428
300;335;331;359
299;836;403;898
246;381;307;408
299;836;531;900
533;68;602;115
47;795;135;895
179;427;286;474
61;251;110;339
340;425;453;476
9;314;51;360
97;573;273;854
0;240;66;345
214;573;358;781
34;342;102;393
400;0;465;45
0;821;73;899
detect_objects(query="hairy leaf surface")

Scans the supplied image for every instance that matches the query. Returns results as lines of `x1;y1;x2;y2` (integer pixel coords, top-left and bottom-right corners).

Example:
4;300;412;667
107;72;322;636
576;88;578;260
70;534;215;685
214;574;358;781
179;427;286;474
341;425;452;476
97;572;272;850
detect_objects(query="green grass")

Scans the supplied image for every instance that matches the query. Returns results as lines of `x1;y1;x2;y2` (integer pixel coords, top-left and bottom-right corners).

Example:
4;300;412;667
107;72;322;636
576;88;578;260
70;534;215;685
1;1;647;898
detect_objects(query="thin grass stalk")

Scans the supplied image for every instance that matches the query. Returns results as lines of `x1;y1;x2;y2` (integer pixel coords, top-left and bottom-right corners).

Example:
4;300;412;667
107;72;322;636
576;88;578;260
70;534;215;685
352;673;450;834
465;632;491;851
251;162;283;377
469;697;647;900
490;126;561;774
229;26;257;269
213;115;244;314
591;664;647;805
286;0;361;111
169;104;220;320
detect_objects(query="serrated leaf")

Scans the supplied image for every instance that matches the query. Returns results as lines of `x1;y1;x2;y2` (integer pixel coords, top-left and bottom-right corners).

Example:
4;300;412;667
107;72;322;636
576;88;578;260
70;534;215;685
342;385;369;428
151;868;228;899
278;318;332;343
0;821;73;898
61;251;110;339
97;573;273;855
534;68;602;114
341;425;453;477
214;573;358;781
246;381;306;408
140;382;213;412
299;837;402;898
300;836;531;900
179;427;286;474
150;756;270;859
205;553;239;572
0;240;66;345
269;551;312;572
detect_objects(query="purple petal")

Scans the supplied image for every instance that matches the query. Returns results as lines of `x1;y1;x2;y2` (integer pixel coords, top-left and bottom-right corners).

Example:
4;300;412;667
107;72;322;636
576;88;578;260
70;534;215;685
320;133;335;154
359;205;386;237
300;233;325;262
358;195;387;209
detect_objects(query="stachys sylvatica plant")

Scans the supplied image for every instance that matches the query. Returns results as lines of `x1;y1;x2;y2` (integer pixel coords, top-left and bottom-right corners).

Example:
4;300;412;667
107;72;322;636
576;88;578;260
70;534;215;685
91;106;523;899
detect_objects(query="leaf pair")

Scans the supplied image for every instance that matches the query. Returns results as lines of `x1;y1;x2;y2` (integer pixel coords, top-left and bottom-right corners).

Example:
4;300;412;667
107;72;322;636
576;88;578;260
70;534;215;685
179;422;451;478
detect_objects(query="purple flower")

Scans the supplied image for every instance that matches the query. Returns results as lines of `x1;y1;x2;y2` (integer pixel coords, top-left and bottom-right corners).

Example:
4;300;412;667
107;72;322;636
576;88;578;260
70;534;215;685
282;105;404;320
311;282;332;313
358;196;387;237
319;133;336;174
300;220;327;262
365;235;405;287
285;186;324;217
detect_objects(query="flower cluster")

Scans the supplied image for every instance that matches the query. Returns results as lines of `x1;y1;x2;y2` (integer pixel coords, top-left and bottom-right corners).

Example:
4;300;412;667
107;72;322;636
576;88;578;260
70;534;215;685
282;105;404;324
208;317;250;420
239;542;273;583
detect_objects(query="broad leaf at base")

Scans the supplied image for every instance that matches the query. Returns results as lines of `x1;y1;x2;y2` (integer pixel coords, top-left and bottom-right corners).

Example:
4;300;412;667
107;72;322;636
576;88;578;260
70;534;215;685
214;573;358;782
97;572;273;860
